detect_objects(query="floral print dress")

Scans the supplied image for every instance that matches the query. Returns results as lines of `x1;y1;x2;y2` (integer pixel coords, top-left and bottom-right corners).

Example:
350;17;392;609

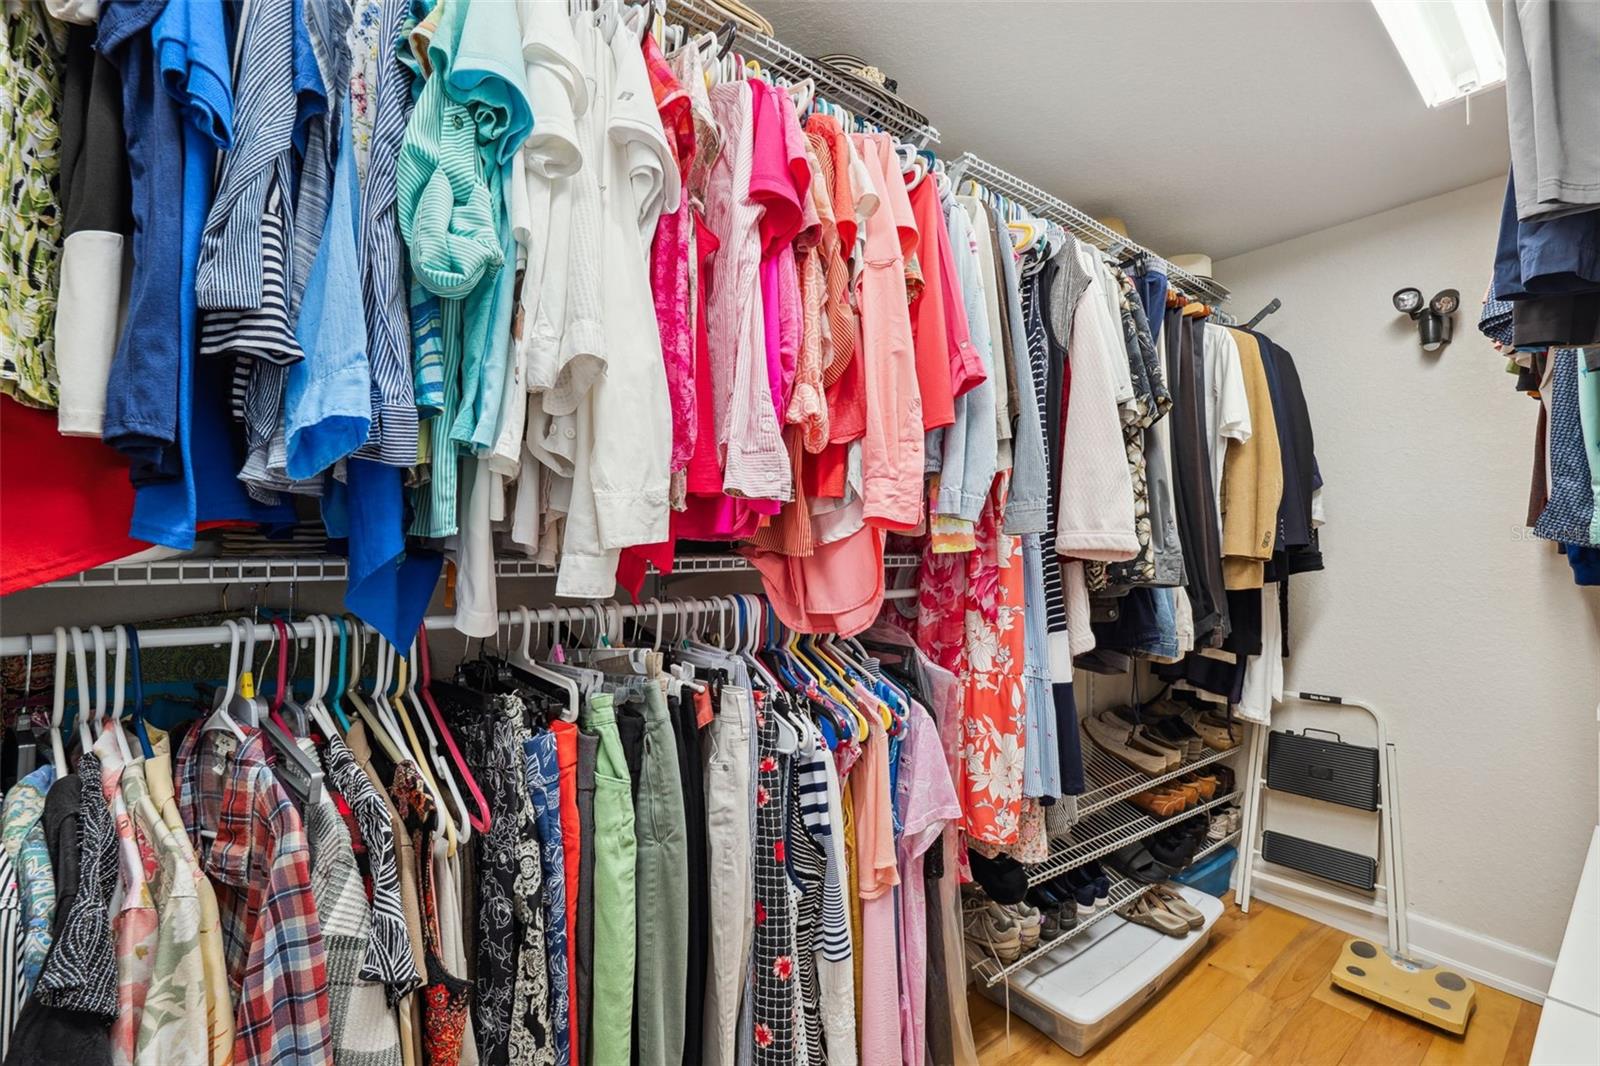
916;483;1029;848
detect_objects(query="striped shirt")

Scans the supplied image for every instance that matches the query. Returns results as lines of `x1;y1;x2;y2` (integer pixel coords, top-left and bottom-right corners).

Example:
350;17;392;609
0;842;19;1057
176;729;333;1066
322;733;423;1001
354;0;421;465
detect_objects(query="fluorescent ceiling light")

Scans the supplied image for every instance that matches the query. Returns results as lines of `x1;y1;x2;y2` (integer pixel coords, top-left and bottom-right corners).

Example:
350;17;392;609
1371;0;1506;107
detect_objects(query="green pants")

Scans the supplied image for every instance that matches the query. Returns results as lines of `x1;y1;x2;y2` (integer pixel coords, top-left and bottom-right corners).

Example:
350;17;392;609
582;693;637;1066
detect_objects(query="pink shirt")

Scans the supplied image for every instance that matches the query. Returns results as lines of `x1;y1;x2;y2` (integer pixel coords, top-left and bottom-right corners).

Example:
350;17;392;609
896;700;962;1066
705;81;790;503
851;133;924;531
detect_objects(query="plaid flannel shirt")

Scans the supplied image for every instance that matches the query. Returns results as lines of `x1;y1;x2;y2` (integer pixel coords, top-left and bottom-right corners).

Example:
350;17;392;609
177;728;333;1065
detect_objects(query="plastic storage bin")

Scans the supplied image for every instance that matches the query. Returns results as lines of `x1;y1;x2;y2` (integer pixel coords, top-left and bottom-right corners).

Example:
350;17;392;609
1173;845;1237;897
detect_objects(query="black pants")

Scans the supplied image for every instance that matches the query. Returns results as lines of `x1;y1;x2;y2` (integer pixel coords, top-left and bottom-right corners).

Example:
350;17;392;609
667;693;710;1066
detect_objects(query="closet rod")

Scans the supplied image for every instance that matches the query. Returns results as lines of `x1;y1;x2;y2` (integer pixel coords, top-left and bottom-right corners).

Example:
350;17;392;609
0;588;917;657
944;151;1232;307
664;0;940;146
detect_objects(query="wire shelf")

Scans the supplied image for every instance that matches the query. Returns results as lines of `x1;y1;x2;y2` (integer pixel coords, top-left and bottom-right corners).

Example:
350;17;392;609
39;553;923;589
665;0;939;145
1077;740;1237;817
969;871;1157;987
945;152;1232;307
1027;790;1243;887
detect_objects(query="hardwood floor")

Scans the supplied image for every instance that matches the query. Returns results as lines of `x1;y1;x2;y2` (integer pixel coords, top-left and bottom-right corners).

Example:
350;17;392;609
970;895;1542;1065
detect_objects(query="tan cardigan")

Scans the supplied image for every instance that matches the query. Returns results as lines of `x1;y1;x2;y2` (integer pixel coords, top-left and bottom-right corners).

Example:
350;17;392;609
1220;329;1283;589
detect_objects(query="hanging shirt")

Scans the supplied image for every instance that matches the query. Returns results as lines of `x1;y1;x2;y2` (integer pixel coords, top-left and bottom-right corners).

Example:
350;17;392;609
120;757;210;1065
176;729;333;1066
94;733;159;1066
0;765;56;1001
140;726;236;1066
555;9;675;598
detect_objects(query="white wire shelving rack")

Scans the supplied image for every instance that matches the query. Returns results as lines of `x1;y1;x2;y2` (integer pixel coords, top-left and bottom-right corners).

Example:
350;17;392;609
945;152;1232;308
665;0;939;145
970;871;1157;987
1027;789;1243;888
969;823;1243;987
0;586;917;656
34;552;922;589
1075;742;1237;818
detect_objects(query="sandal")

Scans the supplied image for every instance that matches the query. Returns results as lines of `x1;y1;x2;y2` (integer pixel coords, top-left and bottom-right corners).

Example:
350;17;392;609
1107;842;1181;884
1149;884;1206;930
1120;894;1189;937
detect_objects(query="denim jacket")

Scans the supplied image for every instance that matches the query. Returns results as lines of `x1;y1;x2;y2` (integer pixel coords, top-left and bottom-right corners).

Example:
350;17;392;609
989;203;1048;535
932;197;999;521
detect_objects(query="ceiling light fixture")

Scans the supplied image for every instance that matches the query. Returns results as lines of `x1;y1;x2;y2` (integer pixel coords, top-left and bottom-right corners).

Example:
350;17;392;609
1371;0;1505;108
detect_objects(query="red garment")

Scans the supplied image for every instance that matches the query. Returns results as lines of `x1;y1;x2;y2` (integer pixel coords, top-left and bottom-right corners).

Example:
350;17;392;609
1;397;152;593
906;176;957;432
550;720;582;1063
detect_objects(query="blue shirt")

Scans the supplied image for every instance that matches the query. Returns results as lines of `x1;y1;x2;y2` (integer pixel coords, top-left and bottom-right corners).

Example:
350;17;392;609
131;0;294;546
286;93;374;480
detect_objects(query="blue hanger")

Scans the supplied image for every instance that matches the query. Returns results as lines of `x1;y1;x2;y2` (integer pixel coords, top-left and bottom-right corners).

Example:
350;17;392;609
328;618;352;734
125;627;154;759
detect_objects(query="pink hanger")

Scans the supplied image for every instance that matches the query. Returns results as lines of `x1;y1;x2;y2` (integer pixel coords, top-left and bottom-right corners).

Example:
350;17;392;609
417;623;492;833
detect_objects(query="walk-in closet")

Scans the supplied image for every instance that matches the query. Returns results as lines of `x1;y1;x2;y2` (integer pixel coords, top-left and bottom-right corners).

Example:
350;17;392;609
1;0;1597;1064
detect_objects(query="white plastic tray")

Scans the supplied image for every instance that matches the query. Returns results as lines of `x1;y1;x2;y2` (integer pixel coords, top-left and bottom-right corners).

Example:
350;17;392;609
980;884;1224;1056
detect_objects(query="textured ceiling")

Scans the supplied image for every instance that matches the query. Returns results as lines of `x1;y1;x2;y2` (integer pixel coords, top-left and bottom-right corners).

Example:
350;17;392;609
758;0;1511;260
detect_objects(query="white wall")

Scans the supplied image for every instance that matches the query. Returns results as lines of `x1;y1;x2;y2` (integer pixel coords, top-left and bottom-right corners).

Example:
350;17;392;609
1215;177;1600;998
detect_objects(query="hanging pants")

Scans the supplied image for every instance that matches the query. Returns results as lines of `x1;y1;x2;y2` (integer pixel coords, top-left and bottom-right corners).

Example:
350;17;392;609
701;685;753;1066
633;683;689;1066
581;694;636;1066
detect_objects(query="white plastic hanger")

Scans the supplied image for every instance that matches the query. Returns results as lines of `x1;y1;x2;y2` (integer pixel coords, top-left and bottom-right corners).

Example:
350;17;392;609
351;632;407;765
514;607;579;721
201;620;249;743
48;627;69;775
403;636;468;850
108;626;132;761
303;616;340;740
69;627;94;754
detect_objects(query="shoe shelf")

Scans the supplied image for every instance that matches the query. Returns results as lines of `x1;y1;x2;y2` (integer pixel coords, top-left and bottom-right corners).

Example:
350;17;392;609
969;871;1156;988
1027;789;1243;887
1077;743;1237;818
1192;829;1241;866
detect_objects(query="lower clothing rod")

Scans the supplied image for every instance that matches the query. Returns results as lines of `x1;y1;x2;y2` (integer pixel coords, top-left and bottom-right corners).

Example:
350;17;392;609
0;588;918;657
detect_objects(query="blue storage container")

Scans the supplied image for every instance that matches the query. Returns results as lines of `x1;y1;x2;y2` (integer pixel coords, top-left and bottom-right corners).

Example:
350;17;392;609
1173;845;1237;898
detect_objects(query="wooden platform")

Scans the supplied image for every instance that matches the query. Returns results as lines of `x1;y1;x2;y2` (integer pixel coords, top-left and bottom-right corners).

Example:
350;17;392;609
971;895;1542;1065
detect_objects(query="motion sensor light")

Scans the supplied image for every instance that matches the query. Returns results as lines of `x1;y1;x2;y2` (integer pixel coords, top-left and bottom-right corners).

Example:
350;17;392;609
1394;284;1458;352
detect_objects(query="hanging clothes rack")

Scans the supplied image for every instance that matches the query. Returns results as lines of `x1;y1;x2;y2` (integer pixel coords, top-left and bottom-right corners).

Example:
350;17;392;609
0;588;917;657
664;0;941;145
945;151;1232;307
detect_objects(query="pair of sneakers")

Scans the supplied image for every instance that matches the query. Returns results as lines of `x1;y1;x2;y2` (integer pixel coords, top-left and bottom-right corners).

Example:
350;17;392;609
1031;862;1111;916
962;892;1042;963
1206;805;1242;841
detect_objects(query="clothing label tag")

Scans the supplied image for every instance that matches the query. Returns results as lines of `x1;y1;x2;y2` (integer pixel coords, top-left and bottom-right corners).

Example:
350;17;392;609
1583;347;1600;373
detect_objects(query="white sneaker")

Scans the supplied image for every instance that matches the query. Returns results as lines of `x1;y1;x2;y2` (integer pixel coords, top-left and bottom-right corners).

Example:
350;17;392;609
964;898;1022;963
